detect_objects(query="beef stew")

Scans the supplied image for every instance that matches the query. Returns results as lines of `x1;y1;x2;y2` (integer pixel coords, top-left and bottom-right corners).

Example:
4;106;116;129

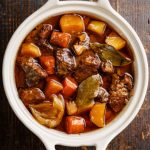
15;14;134;134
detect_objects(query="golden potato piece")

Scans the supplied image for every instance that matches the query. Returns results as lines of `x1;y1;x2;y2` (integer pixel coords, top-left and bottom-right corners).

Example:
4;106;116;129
73;32;90;55
90;103;106;127
73;45;86;56
21;43;41;58
87;21;106;35
105;32;126;50
60;14;85;34
66;101;78;115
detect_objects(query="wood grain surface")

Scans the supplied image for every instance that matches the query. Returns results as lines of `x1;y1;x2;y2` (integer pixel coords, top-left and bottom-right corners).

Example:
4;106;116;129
0;0;150;150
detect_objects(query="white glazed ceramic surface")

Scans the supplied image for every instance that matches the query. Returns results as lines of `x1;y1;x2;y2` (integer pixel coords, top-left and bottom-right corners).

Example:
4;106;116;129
3;0;149;150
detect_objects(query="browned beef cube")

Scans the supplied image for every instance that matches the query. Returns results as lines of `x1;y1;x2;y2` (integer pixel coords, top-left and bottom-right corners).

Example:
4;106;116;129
19;88;45;105
35;38;53;55
109;96;127;112
17;57;47;87
74;50;101;82
39;24;52;39
56;48;76;76
77;50;101;68
50;31;71;48
73;67;97;83
109;74;133;112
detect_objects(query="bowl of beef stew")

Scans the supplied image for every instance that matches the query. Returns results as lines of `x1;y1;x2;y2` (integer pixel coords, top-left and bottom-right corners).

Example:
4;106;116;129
3;0;148;149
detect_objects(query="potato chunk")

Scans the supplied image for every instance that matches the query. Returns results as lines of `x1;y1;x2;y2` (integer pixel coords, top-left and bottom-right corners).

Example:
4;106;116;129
21;43;41;58
66;101;78;115
60;14;85;34
87;21;106;35
90;103;106;127
73;32;90;56
105;32;126;50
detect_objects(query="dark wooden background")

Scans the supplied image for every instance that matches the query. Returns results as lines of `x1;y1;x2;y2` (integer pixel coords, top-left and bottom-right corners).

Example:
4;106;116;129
0;0;150;150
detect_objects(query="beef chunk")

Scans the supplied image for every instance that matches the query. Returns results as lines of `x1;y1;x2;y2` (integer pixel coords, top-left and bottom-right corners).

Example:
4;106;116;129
109;96;127;113
38;24;52;39
74;68;97;83
101;60;114;73
19;88;45;105
74;50;101;82
35;38;53;55
109;74;133;112
50;31;71;48
77;50;101;68
17;57;47;87
56;48;76;76
97;87;109;103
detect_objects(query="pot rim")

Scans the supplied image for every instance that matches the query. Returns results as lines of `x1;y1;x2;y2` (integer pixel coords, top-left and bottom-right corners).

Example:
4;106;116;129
2;0;149;148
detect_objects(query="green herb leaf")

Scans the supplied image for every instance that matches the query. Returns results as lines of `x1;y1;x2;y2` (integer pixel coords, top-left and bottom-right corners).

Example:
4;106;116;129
90;43;132;66
75;74;100;107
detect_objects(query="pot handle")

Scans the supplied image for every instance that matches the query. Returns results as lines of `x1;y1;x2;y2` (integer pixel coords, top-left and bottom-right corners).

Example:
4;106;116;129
46;0;113;10
97;0;113;10
40;135;112;150
38;0;113;149
95;137;113;150
40;136;56;150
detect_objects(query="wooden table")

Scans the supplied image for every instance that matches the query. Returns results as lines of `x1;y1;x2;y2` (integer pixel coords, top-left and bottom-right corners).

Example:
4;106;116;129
0;0;150;149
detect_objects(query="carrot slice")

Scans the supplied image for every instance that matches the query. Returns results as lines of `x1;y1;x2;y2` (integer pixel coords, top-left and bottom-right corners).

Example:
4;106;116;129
66;116;85;134
45;80;63;98
40;56;55;75
62;77;78;97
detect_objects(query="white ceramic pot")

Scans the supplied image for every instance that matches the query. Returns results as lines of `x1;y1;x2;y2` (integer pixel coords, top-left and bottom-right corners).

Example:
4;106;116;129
3;0;149;150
